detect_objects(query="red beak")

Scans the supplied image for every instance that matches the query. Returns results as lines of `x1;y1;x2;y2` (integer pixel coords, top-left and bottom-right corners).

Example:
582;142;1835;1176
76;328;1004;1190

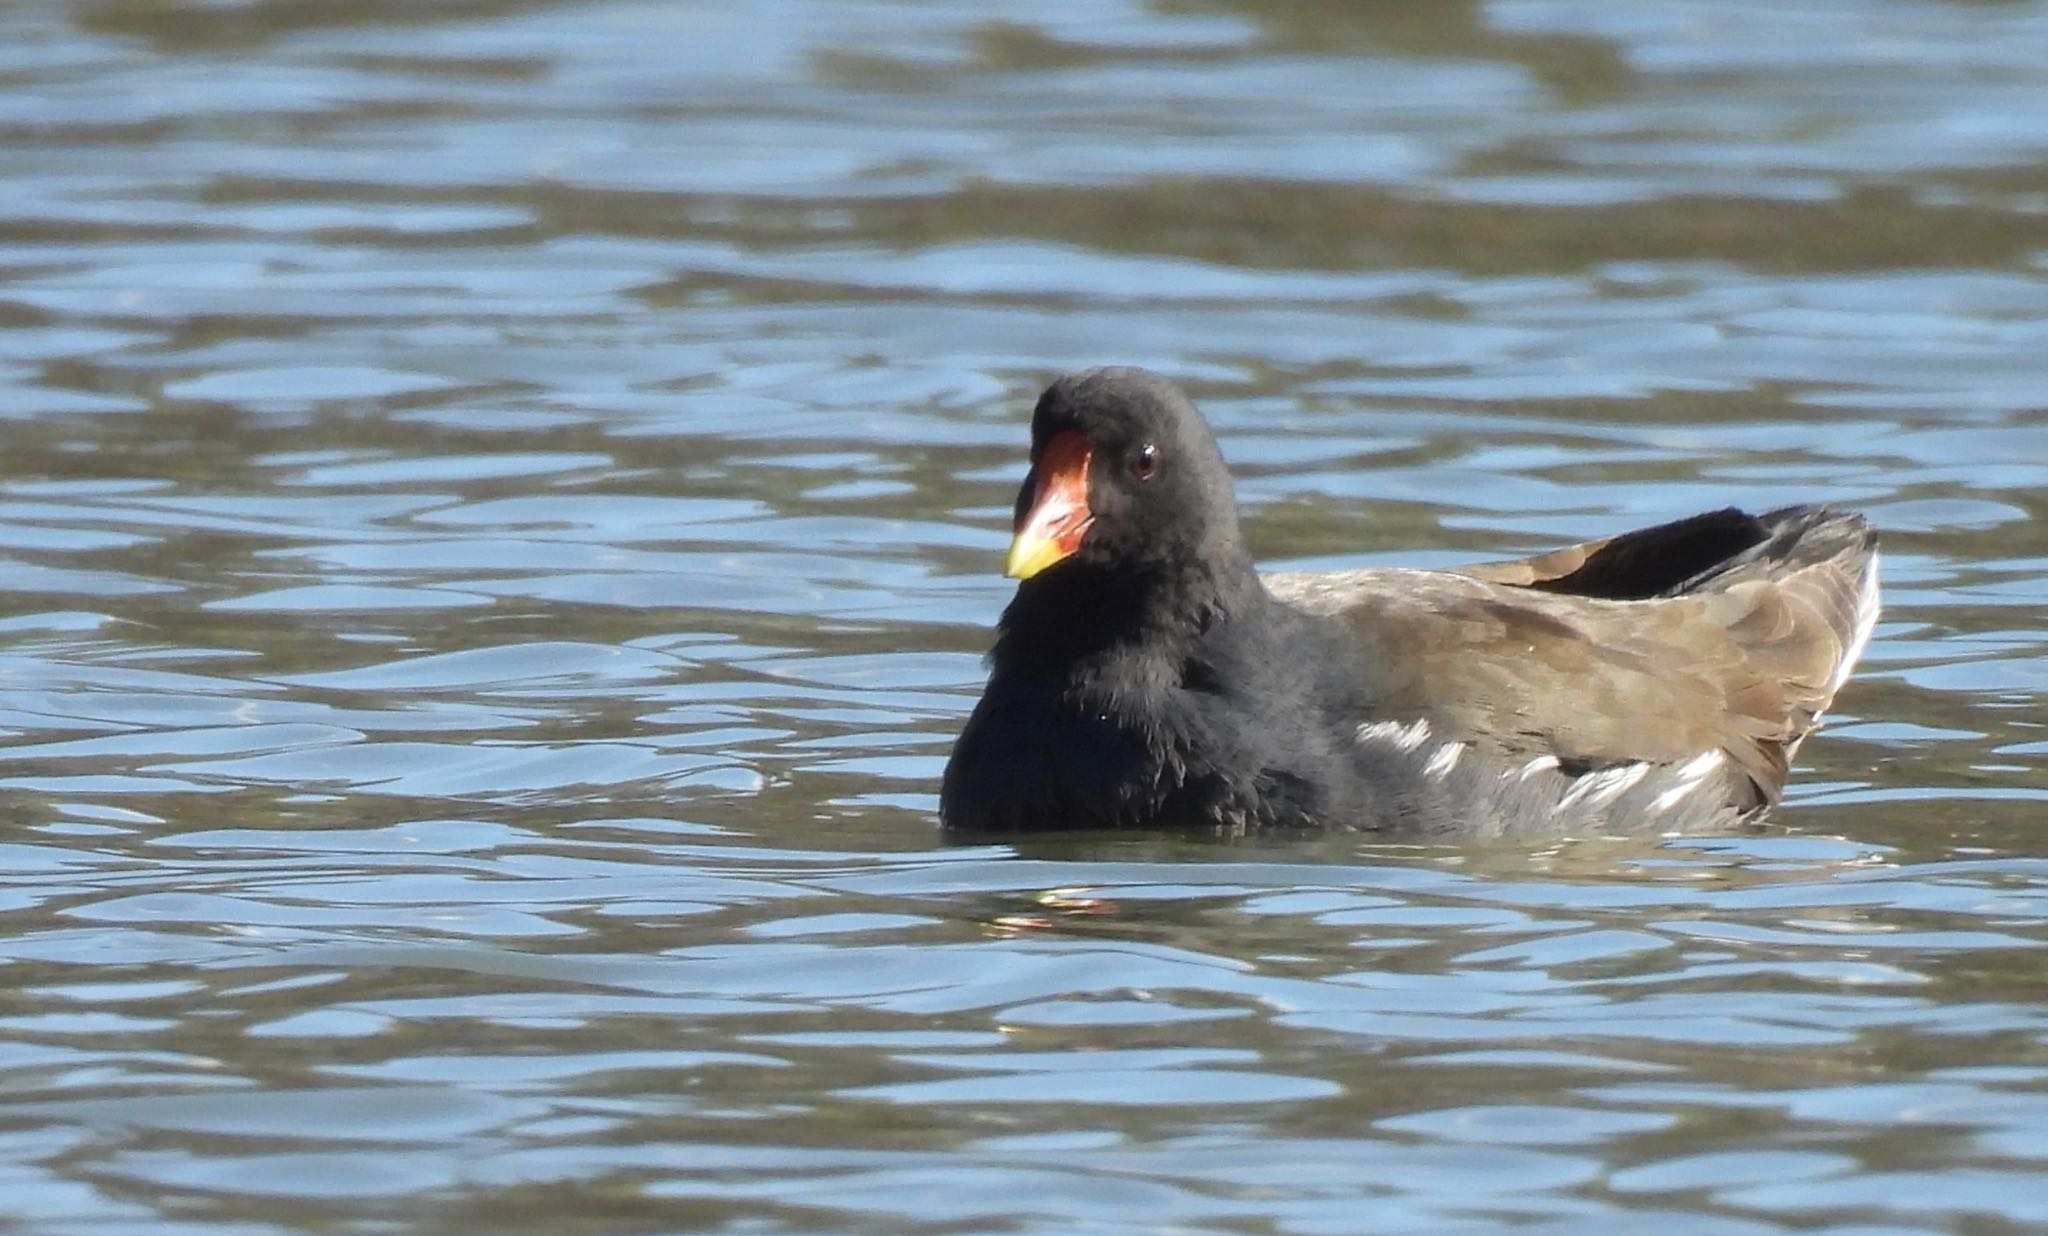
1005;430;1093;580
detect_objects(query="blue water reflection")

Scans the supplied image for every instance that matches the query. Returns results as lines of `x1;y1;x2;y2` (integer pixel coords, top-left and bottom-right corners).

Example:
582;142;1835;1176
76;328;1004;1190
0;0;2045;1231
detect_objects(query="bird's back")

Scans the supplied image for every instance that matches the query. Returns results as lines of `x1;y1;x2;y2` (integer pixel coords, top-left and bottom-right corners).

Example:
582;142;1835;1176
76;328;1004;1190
1266;505;1879;833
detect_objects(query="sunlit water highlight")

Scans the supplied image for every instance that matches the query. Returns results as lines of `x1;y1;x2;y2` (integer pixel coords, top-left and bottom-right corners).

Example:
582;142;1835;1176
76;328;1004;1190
0;1;2046;1231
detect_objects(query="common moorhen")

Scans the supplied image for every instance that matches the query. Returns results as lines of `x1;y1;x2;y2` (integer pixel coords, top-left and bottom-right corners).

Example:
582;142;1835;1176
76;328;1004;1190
940;367;1879;837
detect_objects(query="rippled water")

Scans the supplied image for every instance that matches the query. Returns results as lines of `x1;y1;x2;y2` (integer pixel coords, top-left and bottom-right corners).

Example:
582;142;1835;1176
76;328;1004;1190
3;0;2047;1231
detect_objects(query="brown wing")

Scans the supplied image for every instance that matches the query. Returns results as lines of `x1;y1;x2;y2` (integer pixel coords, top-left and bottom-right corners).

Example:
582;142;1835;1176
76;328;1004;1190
1457;534;1629;588
1265;510;1877;810
1457;507;1796;598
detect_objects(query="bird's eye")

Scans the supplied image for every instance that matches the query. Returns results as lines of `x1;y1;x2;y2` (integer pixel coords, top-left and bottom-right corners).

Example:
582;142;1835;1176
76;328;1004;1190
1129;443;1160;480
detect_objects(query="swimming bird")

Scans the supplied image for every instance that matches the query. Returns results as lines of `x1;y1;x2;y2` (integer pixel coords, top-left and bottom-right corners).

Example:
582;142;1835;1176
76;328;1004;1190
940;367;1879;837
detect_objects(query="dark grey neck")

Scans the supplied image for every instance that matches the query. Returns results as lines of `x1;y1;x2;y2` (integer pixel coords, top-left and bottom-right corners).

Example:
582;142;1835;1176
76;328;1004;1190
990;548;1266;673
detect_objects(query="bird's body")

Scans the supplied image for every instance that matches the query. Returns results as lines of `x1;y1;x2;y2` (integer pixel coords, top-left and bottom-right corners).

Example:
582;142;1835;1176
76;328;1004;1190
940;368;1879;838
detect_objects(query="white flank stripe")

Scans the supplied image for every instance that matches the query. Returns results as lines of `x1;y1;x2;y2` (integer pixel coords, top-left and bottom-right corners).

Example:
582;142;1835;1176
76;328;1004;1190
1584;761;1651;808
1555;762;1648;813
1675;750;1724;782
1357;718;1433;753
1422;742;1466;780
1650;781;1699;815
1647;750;1726;815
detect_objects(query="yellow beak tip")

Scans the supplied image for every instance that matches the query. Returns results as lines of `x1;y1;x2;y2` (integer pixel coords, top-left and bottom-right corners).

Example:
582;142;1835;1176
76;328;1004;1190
1003;535;1064;581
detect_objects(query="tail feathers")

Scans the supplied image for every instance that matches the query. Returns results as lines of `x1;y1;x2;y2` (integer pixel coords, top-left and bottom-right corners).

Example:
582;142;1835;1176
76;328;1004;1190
1695;507;1880;758
1673;505;1876;597
1464;504;1876;605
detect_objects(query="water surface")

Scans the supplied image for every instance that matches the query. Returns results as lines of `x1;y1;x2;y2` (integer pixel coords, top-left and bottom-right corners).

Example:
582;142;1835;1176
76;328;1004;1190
2;0;2047;1231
